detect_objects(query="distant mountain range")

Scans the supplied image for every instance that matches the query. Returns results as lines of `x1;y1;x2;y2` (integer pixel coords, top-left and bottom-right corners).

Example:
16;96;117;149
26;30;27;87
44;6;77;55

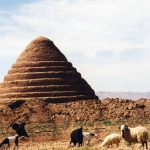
96;91;150;100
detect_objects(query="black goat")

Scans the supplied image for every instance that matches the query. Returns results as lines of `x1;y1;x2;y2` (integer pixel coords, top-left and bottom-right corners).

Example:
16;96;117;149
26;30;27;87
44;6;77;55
10;122;29;138
70;128;83;147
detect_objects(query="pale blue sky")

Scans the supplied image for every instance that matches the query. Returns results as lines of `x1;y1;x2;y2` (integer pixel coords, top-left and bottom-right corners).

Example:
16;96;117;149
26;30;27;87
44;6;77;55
0;0;35;10
0;0;150;92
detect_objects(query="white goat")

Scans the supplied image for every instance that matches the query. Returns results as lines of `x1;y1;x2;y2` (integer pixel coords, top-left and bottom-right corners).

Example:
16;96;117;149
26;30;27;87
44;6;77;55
100;133;122;147
120;124;149;149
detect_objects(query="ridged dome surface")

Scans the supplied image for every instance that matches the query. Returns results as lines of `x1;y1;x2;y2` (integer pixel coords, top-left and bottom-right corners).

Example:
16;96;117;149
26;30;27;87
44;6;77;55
0;36;98;103
17;36;67;62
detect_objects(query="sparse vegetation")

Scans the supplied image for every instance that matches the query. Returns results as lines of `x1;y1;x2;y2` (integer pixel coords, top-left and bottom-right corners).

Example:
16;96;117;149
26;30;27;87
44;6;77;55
103;120;112;126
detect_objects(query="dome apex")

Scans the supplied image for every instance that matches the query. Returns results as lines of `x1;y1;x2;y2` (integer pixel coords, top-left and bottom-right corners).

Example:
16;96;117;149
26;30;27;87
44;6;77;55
17;36;67;62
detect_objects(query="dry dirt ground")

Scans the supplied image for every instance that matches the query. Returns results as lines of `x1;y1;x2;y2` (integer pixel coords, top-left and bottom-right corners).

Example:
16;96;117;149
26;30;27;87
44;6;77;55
7;140;150;150
1;124;150;150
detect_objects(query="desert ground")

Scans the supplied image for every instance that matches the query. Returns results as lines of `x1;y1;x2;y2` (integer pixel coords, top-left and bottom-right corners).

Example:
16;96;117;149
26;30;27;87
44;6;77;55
1;123;149;150
12;140;150;150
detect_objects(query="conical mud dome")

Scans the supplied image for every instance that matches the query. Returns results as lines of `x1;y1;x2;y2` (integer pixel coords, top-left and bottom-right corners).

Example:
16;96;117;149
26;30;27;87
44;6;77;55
0;36;98;102
17;36;67;62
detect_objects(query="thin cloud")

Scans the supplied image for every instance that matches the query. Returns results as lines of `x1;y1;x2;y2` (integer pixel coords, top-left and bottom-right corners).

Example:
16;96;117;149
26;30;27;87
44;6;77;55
0;0;150;91
119;49;149;62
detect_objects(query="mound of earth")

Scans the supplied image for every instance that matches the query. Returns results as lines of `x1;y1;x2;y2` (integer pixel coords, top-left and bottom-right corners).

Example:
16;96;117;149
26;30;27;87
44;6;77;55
0;98;149;128
0;99;102;127
101;98;150;124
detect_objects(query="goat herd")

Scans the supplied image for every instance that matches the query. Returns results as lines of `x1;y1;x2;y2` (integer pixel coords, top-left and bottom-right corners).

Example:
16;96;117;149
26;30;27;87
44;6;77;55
70;124;149;149
0;123;149;150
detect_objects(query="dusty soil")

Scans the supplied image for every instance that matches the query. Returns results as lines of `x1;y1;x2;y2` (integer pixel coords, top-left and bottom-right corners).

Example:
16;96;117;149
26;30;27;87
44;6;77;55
2;125;150;150
8;140;150;150
1;125;149;150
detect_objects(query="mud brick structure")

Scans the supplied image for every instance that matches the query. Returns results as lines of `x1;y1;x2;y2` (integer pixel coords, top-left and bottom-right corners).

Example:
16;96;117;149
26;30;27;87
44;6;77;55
0;37;98;103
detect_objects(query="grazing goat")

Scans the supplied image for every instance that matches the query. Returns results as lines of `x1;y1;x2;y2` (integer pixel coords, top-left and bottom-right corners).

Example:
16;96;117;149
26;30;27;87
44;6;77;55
0;135;19;150
100;133;122;147
120;124;149;149
10;122;29;138
70;128;83;147
83;132;98;144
